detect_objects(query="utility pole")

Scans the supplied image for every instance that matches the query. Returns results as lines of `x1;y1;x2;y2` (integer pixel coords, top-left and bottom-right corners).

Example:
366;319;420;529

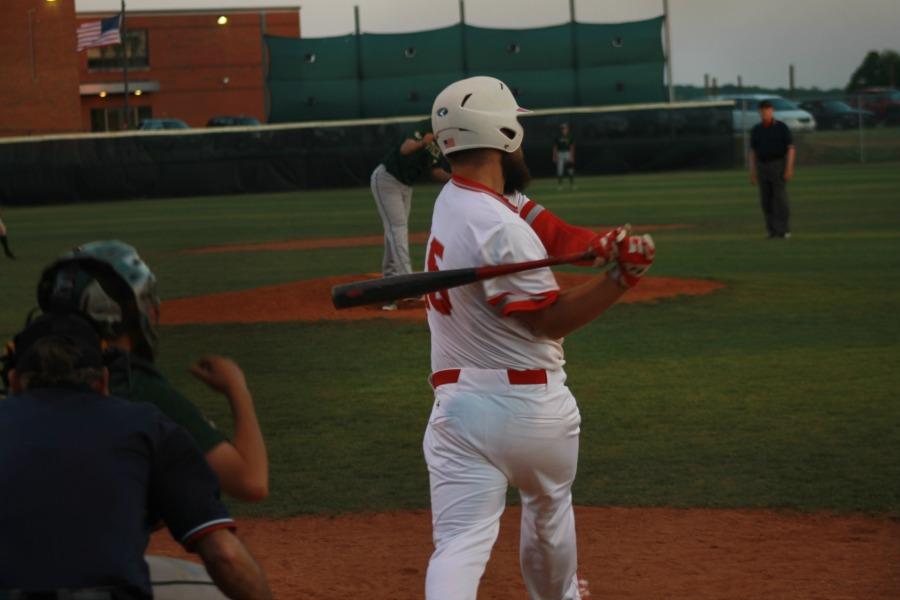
569;0;580;105
354;6;363;117
459;0;468;75
662;0;674;102
121;0;129;129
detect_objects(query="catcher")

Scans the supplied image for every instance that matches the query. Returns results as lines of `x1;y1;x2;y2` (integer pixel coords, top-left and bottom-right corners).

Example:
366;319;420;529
32;240;269;503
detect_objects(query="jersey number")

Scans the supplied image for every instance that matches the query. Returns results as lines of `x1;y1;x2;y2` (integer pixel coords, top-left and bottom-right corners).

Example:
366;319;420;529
425;238;452;315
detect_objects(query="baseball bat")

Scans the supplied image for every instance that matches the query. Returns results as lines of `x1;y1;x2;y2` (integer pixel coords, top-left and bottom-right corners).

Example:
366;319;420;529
331;249;595;309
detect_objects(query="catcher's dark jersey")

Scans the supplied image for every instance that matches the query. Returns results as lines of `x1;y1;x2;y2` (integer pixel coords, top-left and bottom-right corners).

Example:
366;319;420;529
0;388;233;598
381;119;447;186
108;350;227;453
554;133;573;152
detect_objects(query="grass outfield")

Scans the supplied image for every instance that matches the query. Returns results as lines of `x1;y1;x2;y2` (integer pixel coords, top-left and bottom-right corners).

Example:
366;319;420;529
1;163;898;518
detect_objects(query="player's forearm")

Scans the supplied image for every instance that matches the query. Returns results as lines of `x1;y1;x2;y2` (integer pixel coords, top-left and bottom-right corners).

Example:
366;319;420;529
207;387;269;501
514;274;626;339
399;138;426;156
529;209;596;265
197;530;272;600
786;146;796;171
227;387;269;496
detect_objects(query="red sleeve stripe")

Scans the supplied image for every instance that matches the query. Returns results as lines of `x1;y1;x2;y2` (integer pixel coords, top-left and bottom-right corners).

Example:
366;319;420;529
487;290;560;315
487;291;511;306
180;518;236;547
500;291;560;316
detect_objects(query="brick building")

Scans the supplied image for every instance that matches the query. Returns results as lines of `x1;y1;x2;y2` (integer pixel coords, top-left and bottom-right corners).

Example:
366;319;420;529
77;10;300;131
0;0;82;137
0;1;299;137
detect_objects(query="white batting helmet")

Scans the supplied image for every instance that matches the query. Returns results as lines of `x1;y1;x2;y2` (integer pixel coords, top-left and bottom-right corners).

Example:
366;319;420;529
431;76;529;156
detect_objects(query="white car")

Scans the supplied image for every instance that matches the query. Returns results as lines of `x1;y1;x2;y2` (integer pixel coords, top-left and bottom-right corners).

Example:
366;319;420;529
716;94;817;132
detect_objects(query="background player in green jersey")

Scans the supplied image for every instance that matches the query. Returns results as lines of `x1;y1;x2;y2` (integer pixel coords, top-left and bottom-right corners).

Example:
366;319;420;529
370;119;451;310
552;123;576;191
0;212;14;259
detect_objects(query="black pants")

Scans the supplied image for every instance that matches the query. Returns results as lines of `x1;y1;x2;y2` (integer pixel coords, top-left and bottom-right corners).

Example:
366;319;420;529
756;158;790;237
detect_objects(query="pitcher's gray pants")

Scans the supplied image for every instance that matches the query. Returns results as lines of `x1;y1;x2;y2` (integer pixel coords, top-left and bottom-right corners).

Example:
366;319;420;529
371;163;414;277
756;158;791;237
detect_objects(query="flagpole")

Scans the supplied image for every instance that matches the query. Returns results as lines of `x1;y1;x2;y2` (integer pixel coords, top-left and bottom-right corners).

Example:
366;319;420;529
122;0;129;129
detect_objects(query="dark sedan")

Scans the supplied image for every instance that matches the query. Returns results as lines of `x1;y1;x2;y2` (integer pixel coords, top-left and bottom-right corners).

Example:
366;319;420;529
799;100;875;130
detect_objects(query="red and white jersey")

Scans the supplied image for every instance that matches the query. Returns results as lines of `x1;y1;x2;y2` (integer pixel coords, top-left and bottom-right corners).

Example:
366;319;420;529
425;175;597;372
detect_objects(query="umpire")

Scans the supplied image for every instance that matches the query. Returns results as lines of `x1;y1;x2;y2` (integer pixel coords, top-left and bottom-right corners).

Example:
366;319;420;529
750;99;796;239
0;313;271;600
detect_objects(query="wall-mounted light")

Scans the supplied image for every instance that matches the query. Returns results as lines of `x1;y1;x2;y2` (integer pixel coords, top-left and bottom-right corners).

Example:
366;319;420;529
45;0;58;3
134;89;142;96
217;15;228;26
99;91;107;98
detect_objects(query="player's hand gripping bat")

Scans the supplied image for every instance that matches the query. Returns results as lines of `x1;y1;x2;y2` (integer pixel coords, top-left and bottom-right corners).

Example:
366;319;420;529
332;250;596;309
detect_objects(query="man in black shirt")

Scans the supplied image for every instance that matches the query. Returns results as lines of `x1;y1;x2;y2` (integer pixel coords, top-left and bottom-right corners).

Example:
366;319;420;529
0;313;271;600
750;100;796;238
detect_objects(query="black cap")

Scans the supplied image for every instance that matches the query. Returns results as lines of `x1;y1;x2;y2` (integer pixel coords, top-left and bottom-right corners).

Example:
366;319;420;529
759;100;774;109
12;313;104;372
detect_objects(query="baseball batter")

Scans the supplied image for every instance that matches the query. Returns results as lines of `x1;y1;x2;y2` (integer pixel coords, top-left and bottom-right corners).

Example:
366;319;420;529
423;77;655;600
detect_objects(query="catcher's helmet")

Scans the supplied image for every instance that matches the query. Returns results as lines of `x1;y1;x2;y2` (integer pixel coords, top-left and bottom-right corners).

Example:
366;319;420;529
431;76;530;156
37;240;160;360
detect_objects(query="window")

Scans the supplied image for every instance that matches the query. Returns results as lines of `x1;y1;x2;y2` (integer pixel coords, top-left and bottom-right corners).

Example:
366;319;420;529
90;106;152;132
87;30;148;71
768;98;800;111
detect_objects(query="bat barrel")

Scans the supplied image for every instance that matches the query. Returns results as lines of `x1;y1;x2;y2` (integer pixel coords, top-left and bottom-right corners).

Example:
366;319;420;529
331;250;596;310
332;269;478;309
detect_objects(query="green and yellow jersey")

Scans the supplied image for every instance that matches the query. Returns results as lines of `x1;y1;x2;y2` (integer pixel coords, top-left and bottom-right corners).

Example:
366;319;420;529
381;119;447;186
107;350;227;453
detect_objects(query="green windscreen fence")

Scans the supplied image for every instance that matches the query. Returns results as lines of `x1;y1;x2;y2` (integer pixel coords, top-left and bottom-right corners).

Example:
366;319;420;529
267;17;666;122
0;102;736;205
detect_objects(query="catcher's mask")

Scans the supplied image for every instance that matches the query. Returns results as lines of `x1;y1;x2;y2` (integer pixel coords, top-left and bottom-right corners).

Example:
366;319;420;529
36;240;160;361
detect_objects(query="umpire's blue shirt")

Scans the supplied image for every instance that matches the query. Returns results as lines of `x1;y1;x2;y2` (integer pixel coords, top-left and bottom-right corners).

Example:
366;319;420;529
0;387;234;598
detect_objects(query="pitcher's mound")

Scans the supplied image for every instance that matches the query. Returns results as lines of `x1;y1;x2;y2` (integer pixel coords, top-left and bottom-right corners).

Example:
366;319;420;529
160;274;724;325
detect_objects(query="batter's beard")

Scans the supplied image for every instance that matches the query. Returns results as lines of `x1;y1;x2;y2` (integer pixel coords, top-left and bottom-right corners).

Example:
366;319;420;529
501;150;531;195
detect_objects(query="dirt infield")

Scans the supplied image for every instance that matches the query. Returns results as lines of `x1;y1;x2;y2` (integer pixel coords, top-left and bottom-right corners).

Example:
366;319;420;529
160;273;724;325
147;507;900;599
181;225;692;255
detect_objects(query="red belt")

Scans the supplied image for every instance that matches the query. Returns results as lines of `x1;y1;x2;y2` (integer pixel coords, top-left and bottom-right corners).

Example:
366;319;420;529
430;368;548;388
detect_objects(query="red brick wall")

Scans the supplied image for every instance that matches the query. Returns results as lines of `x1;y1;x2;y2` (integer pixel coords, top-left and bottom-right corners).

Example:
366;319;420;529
0;0;82;137
78;11;300;129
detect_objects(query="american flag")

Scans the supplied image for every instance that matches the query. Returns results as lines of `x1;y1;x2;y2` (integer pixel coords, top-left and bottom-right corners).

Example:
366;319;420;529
76;13;122;52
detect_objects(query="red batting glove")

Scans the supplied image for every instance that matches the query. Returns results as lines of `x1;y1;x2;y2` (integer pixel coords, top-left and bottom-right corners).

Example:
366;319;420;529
609;233;655;288
589;226;626;268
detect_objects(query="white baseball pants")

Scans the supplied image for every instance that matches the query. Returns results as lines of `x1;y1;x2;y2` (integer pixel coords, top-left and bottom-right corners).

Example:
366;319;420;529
423;368;582;600
371;163;414;277
555;151;572;178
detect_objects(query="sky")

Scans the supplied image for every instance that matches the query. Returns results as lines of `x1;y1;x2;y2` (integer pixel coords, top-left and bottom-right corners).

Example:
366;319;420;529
75;0;900;90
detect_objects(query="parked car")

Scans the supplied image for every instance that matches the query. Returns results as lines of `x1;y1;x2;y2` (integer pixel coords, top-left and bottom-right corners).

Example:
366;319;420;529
715;94;816;132
206;116;262;127
847;87;900;125
798;100;875;130
138;118;190;130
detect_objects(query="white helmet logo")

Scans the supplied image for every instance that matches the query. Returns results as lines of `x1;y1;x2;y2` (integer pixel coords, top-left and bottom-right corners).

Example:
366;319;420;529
436;107;448;117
